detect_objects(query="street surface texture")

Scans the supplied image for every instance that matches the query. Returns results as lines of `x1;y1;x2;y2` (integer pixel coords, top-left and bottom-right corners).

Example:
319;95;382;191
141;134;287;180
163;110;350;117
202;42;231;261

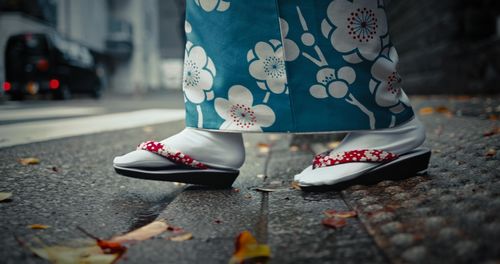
0;94;498;263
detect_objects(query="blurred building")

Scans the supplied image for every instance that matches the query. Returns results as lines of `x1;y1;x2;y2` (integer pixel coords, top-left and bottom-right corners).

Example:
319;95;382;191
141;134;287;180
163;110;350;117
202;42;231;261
0;0;162;94
387;0;500;94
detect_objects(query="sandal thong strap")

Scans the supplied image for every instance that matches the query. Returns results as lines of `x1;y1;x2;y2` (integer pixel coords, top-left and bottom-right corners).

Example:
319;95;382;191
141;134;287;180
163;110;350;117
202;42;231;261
137;141;208;169
312;149;398;169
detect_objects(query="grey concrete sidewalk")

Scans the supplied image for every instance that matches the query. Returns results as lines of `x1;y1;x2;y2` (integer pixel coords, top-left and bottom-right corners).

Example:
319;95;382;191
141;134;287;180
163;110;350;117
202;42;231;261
0;96;498;263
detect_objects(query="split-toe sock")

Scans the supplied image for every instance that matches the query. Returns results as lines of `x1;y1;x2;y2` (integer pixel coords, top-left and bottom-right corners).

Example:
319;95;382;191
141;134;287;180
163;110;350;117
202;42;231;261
294;117;426;187
113;128;245;170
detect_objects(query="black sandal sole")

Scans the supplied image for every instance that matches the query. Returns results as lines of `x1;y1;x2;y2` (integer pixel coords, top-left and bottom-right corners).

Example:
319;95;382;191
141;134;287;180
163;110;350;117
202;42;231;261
113;165;239;188
300;148;431;192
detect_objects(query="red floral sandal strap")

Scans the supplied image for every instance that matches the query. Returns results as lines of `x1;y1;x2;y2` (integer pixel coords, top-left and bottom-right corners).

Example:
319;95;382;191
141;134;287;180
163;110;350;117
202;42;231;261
137;141;208;169
312;149;398;169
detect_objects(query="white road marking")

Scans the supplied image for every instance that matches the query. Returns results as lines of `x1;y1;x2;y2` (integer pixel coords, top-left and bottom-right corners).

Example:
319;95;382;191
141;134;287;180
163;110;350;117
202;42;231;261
0;109;185;148
0;106;105;122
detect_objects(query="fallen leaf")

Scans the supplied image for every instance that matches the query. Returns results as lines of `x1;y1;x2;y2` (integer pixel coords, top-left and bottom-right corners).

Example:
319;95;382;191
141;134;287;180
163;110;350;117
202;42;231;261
327;141;341;149
168;232;193;242
419;107;434;115
257;143;270;154
229;231;271;264
77;227;127;255
18;158;40;165
167;225;185;234
30;244;120;264
486;148;497;157
289;145;299;152
291;181;301;190
323;210;358;218
111;220;169;243
322;217;347;229
0;192;13;202
142;126;154;133
28;224;50;230
483;127;500;137
435;106;452;116
253;188;280;193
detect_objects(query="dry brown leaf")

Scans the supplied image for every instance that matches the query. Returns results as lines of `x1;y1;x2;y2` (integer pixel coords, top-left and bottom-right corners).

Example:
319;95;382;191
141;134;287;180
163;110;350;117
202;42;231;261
229;231;271;264
257;143;271;154
0;192;13;202
142;126;154;133
111;220;169;243
419;107;434;115
323;210;358;218
435;106;452;115
322;217;347;229
289;145;299;152
18;158;40;165
486;148;497;157
291;181;301;190
169;232;193;242
28;224;50;230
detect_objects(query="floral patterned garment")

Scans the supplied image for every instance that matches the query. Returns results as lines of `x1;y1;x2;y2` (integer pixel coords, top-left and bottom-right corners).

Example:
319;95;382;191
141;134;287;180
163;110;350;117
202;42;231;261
182;0;414;133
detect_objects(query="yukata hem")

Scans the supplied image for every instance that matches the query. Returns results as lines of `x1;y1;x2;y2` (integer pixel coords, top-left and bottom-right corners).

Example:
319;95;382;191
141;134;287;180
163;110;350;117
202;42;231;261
188;116;417;135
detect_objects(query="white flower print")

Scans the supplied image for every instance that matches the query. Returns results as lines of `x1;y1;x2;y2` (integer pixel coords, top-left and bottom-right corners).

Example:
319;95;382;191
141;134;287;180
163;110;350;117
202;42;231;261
215;85;276;131
371;46;410;113
321;0;388;62
279;18;300;62
309;66;356;99
248;41;288;96
183;41;216;104
194;0;230;12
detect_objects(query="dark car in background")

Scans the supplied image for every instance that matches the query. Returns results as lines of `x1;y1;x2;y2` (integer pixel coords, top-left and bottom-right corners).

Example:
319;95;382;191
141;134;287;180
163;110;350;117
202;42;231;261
3;32;102;100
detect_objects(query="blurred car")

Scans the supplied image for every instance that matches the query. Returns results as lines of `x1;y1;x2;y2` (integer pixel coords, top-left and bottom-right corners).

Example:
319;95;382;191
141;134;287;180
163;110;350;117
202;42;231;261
3;32;102;100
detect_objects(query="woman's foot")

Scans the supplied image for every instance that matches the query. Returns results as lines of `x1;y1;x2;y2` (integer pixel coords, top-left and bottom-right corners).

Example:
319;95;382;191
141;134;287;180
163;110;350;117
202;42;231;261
113;128;245;170
294;117;427;188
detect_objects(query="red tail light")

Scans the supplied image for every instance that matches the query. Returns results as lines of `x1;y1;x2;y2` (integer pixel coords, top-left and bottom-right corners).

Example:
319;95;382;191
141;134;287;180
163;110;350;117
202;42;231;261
37;59;49;71
49;79;60;90
3;82;11;92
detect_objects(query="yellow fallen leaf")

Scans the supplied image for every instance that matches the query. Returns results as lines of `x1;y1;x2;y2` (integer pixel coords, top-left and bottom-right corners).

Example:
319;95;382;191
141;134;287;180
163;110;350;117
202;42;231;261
28;224;50;230
327;141;341;149
19;158;40;165
30;244;119;264
169;232;193;242
111;220;169;243
0;192;13;202
419;107;434;115
229;231;270;264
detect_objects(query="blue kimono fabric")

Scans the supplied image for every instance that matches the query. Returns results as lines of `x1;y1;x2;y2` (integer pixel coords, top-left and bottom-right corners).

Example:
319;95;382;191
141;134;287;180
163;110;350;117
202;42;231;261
182;0;414;133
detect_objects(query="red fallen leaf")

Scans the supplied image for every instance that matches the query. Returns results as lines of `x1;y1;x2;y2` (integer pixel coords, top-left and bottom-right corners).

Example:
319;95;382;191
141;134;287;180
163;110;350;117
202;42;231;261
167;225;185;234
483;127;500;137
322;217;347;229
323;210;357;218
77;227;127;256
229;231;271;264
97;240;127;254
